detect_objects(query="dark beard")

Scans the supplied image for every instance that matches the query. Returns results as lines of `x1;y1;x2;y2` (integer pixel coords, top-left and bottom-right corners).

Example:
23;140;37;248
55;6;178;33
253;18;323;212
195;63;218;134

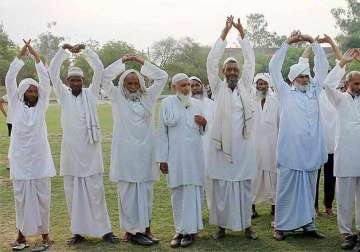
227;79;238;91
24;96;38;107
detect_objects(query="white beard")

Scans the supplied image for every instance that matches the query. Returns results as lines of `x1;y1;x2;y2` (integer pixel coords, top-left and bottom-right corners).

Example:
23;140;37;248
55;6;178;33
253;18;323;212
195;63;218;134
256;89;267;99
294;81;309;93
177;92;191;108
123;88;143;102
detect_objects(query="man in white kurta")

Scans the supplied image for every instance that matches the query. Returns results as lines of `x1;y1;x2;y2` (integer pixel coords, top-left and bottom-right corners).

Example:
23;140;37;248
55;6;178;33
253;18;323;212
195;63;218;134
206;16;257;240
6;42;56;249
269;32;329;240
49;43;116;244
251;73;279;221
157;73;207;248
322;49;360;251
190;76;215;171
102;55;168;246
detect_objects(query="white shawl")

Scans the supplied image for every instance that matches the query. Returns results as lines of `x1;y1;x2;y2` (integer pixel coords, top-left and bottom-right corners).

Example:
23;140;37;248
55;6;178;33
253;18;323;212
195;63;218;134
82;88;101;144
211;82;253;163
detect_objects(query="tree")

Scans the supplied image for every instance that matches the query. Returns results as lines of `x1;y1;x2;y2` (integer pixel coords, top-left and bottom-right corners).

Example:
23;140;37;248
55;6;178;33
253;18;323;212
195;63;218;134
331;0;360;50
150;37;180;68
246;13;276;48
33;22;65;65
0;24;17;86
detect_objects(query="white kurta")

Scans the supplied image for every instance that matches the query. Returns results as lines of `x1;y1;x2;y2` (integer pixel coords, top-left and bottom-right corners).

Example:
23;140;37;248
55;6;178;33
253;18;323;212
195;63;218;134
252;94;279;204
205;36;255;231
269;42;329;172
49;48;111;237
6;58;56;180
102;60;168;233
269;41;329;231
323;64;360;178
49;48;104;177
102;60;168;183
195;97;215;170
157;96;206;234
5;58;56;236
157;96;206;188
323;64;360;234
206;37;256;181
319;91;336;154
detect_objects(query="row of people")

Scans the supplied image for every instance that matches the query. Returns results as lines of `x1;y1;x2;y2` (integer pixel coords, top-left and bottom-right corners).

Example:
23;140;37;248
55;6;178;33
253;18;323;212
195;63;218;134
4;16;360;251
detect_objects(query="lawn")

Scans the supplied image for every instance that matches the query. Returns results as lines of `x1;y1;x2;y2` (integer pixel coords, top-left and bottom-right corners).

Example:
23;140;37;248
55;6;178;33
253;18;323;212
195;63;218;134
0;103;349;251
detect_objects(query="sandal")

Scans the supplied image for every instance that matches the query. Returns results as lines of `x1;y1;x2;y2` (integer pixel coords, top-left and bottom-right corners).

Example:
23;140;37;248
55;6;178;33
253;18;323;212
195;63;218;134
12;241;30;251
30;240;53;252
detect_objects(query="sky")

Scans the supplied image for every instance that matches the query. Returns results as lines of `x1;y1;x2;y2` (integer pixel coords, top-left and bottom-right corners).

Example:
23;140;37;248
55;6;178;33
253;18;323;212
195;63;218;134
0;0;348;50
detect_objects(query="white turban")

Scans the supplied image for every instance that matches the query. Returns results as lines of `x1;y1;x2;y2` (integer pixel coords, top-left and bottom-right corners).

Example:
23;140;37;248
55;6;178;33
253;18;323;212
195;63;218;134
223;57;238;65
68;66;84;78
172;73;189;86
288;56;311;82
189;76;202;84
254;73;271;85
17;78;39;102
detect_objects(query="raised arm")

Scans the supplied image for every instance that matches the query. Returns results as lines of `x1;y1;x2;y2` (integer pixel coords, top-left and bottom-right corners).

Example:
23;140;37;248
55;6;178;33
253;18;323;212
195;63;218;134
142;61;168;103
25;41;51;100
318;34;342;61
323;64;346;107
5;44;27;104
102;57;126;99
238;38;255;91
325;49;358;106
311;41;329;87
269;42;290;96
49;45;70;102
207;16;233;95
81;46;104;97
232;18;255;91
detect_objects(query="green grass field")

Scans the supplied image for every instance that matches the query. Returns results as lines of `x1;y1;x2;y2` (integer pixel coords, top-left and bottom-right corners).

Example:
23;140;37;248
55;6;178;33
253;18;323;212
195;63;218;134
0;103;351;251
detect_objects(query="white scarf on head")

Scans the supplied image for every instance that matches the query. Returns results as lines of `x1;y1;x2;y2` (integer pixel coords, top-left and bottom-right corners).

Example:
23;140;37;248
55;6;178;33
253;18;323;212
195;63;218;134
17;78;40;103
211;81;253;163
118;69;151;117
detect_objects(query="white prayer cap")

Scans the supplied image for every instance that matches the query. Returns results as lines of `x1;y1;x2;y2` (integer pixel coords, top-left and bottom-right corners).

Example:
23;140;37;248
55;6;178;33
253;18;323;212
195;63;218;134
254;73;271;85
172;73;189;86
17;78;40;102
223;57;238;65
189;76;202;84
67;66;84;78
288;63;310;82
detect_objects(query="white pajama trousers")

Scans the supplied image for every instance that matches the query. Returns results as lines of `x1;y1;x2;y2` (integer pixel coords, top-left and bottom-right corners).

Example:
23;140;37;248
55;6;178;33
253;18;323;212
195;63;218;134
13;178;51;236
64;174;112;237
336;177;360;234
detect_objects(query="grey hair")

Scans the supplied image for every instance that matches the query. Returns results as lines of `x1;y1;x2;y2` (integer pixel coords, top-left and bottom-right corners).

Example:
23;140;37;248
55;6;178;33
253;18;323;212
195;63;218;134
345;71;360;82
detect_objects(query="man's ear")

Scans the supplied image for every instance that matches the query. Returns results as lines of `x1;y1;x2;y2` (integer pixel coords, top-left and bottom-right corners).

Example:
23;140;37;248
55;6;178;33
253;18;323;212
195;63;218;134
222;65;226;75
